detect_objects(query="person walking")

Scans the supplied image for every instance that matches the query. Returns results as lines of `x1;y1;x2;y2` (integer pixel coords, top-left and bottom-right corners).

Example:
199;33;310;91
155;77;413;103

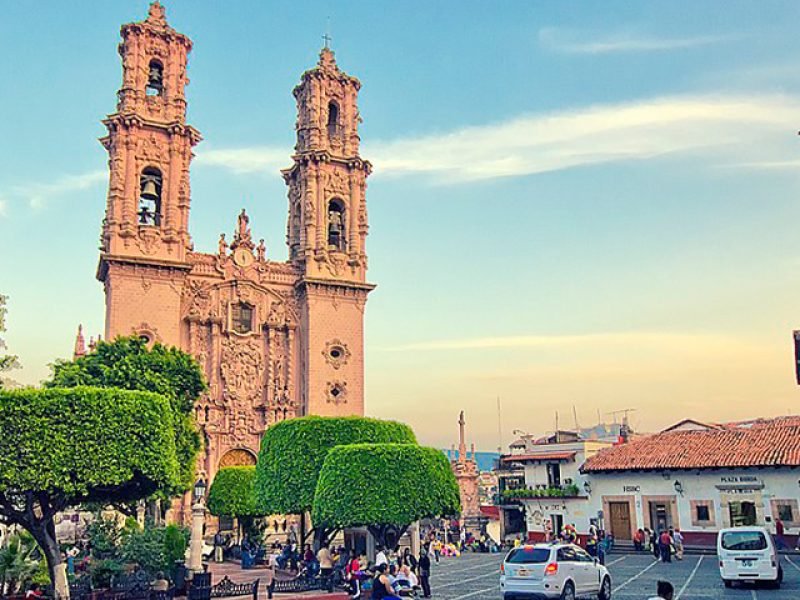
775;517;787;550
647;580;674;600
671;528;684;560
659;530;672;563
650;530;660;560
418;547;432;598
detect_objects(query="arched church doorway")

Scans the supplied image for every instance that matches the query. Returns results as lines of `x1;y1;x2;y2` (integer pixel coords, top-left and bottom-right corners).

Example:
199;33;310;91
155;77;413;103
218;448;257;469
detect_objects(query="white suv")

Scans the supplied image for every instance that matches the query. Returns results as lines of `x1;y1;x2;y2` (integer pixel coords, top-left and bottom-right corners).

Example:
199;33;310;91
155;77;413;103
500;543;611;600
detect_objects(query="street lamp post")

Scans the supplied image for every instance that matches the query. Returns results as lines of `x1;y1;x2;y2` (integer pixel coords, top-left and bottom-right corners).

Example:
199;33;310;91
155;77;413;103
188;478;207;575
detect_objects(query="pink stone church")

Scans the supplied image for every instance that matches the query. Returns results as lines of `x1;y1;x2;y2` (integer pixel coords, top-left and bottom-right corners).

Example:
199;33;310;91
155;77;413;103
74;3;374;523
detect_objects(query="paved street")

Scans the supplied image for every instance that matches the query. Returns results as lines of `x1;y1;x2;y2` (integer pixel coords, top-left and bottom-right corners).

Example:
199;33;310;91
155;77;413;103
427;551;800;600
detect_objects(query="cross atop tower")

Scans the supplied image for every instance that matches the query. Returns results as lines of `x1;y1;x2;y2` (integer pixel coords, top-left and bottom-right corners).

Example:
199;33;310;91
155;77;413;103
322;33;332;49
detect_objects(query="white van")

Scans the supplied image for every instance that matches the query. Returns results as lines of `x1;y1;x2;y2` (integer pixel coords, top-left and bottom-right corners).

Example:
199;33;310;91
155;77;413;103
717;526;783;588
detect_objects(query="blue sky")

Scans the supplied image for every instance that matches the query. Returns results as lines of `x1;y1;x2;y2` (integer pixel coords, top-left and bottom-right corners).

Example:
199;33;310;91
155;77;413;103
3;1;800;449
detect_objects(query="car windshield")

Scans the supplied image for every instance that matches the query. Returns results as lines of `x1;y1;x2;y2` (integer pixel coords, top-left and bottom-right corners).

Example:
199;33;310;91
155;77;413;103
506;547;551;564
721;531;767;551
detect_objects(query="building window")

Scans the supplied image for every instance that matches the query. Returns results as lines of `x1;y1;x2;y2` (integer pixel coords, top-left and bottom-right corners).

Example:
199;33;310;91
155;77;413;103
771;499;800;526
138;168;162;226
778;504;794;522
696;505;710;522
546;463;561;488
729;501;757;527
327;199;346;251
231;302;253;334
147;60;164;96
690;500;715;527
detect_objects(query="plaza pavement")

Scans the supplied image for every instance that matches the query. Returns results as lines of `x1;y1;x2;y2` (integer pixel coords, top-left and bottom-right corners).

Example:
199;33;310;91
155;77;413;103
425;550;800;600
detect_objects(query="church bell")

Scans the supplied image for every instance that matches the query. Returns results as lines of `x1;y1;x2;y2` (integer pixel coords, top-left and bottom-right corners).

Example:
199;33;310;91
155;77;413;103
141;179;159;200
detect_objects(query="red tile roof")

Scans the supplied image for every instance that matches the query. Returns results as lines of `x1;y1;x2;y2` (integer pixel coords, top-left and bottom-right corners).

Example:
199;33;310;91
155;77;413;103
582;416;800;472
501;451;576;463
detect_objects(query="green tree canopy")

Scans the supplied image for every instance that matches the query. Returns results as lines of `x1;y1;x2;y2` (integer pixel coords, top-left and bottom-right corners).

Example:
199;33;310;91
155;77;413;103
312;443;460;549
48;336;206;493
255;416;417;517
0;386;181;598
208;466;261;519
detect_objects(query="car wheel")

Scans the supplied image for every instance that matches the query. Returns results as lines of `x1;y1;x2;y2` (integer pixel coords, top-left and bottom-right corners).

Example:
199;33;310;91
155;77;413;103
723;579;732;588
598;576;611;600
560;581;575;600
778;566;784;583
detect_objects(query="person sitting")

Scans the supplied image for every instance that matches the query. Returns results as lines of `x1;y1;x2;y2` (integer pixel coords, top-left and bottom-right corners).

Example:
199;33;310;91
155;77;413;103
371;564;401;600
152;572;169;592
25;584;43;600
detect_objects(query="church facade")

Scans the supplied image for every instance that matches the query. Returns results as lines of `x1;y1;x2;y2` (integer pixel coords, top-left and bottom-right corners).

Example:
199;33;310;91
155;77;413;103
85;2;374;521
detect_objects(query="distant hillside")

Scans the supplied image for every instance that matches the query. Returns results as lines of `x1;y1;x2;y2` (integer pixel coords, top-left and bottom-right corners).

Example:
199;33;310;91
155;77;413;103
443;449;500;472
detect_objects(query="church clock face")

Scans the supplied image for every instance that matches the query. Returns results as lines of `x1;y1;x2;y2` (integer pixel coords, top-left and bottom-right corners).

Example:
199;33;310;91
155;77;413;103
233;248;254;267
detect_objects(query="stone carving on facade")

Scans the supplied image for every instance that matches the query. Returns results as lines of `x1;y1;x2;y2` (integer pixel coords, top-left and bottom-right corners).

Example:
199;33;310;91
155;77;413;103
323;339;350;369
325;380;348;405
183;280;212;319
220;335;264;406
137;227;162;255
131;321;162;343
329;169;350;195
139;133;167;165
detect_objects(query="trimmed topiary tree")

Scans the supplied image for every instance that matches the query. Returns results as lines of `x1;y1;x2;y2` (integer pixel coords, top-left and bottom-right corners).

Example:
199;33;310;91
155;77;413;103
48;336;206;497
0;386;181;599
208;466;262;537
312;443;460;549
255;416;416;545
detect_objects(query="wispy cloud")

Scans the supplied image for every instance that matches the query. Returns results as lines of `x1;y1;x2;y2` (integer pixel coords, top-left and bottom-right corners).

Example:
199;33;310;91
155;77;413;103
5;170;107;212
538;27;737;55
195;147;289;174
367;94;799;182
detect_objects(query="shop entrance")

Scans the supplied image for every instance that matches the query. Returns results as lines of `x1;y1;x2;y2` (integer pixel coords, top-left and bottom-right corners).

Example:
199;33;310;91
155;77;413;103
729;501;757;527
608;502;632;540
649;502;672;532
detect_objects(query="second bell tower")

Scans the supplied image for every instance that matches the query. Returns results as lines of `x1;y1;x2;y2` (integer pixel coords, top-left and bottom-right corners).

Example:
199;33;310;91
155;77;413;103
282;47;374;416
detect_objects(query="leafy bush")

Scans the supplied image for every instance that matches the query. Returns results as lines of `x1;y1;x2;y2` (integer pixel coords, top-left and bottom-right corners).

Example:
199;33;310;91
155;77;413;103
89;559;124;588
163;525;188;567
501;484;581;501
312;443;460;532
256;416;417;516
48;336;206;494
208;467;261;518
87;516;122;560
0;533;43;593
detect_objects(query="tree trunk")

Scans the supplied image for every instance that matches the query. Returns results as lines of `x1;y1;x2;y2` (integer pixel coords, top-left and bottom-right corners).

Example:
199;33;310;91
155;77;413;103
30;518;68;600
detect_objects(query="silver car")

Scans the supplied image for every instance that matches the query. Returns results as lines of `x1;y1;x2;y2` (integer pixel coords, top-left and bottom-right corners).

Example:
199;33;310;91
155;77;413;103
500;543;612;600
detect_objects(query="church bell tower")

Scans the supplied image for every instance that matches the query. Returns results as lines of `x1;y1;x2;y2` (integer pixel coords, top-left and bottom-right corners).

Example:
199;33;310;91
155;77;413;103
97;1;201;345
282;47;374;416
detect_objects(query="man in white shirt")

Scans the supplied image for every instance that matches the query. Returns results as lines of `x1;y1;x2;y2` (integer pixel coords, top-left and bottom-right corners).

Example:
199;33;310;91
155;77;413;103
375;546;388;567
647;580;674;600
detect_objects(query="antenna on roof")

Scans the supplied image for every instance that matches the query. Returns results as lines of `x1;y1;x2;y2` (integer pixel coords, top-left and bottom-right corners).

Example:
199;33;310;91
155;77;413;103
572;405;580;431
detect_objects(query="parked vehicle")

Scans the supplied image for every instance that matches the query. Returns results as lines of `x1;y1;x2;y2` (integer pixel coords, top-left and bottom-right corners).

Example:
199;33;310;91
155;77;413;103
717;526;783;588
500;543;611;600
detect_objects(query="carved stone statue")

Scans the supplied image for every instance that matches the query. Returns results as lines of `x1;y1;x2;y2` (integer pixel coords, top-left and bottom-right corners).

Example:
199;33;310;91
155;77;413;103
257;239;266;261
218;233;227;257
